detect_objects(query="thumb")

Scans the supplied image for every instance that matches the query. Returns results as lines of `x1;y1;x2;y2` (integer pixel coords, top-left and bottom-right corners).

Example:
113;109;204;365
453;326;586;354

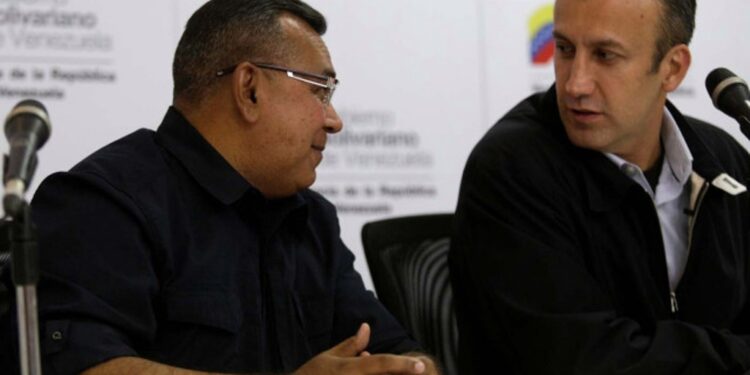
327;323;370;357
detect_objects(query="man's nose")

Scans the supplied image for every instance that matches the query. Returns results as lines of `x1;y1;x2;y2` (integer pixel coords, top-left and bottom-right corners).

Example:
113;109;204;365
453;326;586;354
324;103;343;134
564;56;595;98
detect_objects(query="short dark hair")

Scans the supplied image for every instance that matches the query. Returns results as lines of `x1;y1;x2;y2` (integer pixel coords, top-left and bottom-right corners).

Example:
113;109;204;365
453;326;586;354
172;0;326;103
652;0;696;70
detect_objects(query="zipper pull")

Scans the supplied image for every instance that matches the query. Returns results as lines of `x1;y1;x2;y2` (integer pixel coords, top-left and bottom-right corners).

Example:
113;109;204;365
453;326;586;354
670;291;679;314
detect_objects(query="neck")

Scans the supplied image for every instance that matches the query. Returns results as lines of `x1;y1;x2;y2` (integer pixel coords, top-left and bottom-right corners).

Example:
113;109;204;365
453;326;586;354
618;100;667;170
626;136;663;171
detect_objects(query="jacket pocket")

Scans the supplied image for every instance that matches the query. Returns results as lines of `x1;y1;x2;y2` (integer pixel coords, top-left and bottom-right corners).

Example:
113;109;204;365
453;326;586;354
163;291;241;333
147;291;243;369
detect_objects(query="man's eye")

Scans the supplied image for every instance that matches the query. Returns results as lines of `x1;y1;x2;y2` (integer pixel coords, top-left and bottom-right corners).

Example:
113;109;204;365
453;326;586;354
555;43;574;56
313;87;327;102
595;50;617;61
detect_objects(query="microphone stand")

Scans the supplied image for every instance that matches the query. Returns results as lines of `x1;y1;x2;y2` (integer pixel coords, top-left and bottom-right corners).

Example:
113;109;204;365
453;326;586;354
8;202;42;375
1;99;48;375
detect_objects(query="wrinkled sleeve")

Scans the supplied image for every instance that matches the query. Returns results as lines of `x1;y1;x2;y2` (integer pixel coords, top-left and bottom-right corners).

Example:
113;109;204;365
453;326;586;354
450;136;750;374
23;170;159;375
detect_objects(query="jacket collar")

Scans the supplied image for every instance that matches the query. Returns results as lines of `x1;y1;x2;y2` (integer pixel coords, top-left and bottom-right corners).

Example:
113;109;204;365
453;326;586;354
664;100;727;181
155;106;252;205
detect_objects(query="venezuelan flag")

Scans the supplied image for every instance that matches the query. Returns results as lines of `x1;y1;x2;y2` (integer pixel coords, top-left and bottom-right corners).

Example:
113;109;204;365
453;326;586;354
529;4;555;65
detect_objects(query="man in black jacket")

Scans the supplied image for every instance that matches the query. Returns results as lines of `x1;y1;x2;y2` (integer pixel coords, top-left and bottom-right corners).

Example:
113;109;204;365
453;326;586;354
1;1;440;374
451;0;750;373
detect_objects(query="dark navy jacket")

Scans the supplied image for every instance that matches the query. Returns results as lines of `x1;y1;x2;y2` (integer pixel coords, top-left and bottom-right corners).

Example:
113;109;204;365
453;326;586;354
450;86;750;374
2;107;418;374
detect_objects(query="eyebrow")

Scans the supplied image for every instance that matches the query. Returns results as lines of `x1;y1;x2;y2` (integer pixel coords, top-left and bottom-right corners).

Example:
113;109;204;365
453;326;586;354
553;31;626;50
552;30;569;42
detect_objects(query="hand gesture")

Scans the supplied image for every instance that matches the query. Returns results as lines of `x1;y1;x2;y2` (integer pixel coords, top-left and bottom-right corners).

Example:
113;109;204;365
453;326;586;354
293;323;431;375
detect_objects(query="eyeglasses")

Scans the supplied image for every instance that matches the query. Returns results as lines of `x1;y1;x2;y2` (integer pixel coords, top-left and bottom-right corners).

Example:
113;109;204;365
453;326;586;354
216;62;338;105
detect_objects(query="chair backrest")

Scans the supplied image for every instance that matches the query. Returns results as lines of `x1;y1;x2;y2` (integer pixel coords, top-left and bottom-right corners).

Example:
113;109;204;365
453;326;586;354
361;213;457;375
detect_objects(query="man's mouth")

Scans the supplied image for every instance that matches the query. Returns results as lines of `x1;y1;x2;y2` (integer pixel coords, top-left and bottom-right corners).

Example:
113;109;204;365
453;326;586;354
570;108;600;115
569;107;603;122
311;145;325;152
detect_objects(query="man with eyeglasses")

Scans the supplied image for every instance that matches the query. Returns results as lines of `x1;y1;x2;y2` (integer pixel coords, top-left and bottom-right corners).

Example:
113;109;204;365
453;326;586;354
0;0;439;374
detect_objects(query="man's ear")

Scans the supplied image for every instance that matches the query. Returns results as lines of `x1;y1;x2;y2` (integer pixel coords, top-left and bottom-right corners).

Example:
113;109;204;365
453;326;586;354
231;62;261;123
661;44;691;93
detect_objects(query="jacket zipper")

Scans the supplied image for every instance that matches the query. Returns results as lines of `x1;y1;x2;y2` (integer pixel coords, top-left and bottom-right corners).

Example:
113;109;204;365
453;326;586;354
670;292;679;314
672;180;710;314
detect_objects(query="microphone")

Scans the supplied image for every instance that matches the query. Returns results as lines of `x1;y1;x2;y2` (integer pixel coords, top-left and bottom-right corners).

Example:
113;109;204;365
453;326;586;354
3;99;51;217
705;68;750;138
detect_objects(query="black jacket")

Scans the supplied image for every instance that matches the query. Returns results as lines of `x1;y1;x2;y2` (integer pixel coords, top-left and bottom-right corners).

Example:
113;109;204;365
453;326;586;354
1;108;418;374
450;86;750;374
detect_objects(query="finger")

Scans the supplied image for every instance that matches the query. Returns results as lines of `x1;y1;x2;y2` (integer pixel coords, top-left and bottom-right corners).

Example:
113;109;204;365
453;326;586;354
400;352;439;374
359;351;371;357
413;356;437;374
343;354;425;374
327;323;371;357
355;322;370;349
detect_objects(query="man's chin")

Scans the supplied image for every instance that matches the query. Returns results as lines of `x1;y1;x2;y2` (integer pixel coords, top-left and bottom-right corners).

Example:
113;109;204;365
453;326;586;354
298;171;317;191
564;126;610;152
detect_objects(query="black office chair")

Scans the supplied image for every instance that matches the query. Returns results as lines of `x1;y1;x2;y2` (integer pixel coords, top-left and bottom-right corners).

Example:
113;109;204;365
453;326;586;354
362;213;458;375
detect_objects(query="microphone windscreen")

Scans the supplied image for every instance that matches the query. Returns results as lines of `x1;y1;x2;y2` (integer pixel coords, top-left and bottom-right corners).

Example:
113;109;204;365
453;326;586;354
705;67;749;111
705;67;736;95
13;99;47;113
5;99;51;149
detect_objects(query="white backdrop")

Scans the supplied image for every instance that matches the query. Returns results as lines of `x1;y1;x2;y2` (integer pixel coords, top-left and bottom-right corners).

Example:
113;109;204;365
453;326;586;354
0;0;748;289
